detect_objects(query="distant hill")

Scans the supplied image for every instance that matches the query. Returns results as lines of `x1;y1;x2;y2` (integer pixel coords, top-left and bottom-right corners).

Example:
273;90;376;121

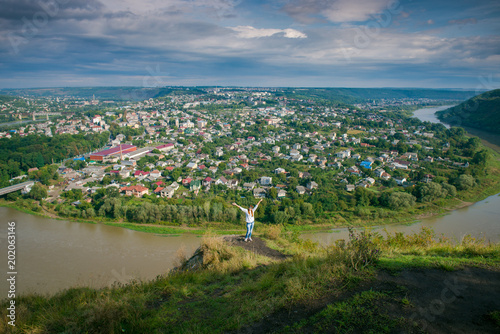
0;86;478;102
436;89;500;134
279;88;478;105
0;87;205;101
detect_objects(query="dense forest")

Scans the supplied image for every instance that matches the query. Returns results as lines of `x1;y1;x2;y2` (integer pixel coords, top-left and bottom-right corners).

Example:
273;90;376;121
436;89;500;134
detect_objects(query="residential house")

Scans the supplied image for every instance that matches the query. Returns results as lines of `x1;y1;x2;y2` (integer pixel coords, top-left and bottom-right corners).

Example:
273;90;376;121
243;182;256;190
182;177;193;187
336;150;351;159
153;186;164;195
190;180;202;191
307;181;318;190
227;179;239;189
422;174;434;183
360;160;373;169
395;177;407;186
298;171;312;179
253;187;266;198
134;170;149;179
160;186;175;198
214;176;228;186
296;185;306;195
121;185;149;197
202;177;212;187
274;167;286;174
277;189;287;198
260;176;272;186
317;157;327;167
149;170;161;179
347;166;361;175
186;162;198;170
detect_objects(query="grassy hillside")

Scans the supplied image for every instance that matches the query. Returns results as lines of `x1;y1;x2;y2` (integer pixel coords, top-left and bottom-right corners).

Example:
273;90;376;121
437;89;500;134
2;228;499;333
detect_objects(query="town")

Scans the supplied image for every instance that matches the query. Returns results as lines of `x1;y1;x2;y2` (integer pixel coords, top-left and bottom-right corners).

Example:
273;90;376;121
0;88;484;226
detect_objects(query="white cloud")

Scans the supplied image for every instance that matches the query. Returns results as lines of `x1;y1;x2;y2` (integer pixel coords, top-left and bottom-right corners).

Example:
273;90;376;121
230;26;307;39
283;0;399;23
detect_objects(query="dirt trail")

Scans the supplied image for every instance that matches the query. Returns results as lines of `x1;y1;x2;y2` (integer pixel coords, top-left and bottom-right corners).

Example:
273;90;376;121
224;236;290;260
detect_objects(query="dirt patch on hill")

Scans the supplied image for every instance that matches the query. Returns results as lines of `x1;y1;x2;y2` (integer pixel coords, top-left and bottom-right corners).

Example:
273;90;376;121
224;235;291;261
236;266;500;333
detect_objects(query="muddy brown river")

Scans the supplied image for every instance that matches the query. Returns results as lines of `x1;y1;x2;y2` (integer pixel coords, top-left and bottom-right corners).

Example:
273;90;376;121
302;193;500;246
0;210;200;296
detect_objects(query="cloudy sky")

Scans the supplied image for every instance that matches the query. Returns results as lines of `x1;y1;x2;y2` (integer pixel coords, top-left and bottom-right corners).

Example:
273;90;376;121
0;0;499;89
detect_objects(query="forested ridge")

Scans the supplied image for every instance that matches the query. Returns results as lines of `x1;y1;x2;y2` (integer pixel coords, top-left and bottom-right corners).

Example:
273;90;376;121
437;89;500;134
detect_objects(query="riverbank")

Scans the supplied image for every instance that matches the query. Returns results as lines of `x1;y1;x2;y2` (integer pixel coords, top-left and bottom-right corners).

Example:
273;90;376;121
2;161;500;236
2;229;499;333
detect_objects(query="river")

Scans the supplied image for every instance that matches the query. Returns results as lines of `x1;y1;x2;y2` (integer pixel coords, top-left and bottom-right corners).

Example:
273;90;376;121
301;192;500;246
412;105;453;127
0;208;200;297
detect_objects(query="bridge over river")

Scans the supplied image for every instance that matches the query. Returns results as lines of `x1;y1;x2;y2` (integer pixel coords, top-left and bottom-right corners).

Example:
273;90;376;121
0;181;35;196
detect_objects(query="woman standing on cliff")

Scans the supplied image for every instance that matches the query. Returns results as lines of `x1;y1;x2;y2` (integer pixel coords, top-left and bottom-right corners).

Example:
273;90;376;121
232;199;263;242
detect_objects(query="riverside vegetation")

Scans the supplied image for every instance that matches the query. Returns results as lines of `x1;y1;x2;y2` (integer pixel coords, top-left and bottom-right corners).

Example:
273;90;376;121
1;226;499;333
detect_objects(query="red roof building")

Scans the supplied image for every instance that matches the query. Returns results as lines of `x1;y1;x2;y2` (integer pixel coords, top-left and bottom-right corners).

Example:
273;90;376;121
120;185;149;197
90;144;136;161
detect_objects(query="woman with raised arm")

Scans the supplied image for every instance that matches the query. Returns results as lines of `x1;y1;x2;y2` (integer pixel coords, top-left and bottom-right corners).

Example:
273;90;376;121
232;199;263;242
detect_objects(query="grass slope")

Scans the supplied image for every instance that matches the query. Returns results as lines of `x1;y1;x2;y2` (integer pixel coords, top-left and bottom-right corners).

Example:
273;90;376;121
1;228;499;333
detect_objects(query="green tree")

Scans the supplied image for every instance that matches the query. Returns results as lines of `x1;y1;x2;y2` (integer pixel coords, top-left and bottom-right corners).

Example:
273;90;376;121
454;174;476;190
272;211;289;224
29;183;47;201
415;182;446;202
387;192;416;210
442;183;457;197
472;150;489;167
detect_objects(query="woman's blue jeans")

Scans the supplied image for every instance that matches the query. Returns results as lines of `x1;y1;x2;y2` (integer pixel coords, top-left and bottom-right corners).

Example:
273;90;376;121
245;222;254;239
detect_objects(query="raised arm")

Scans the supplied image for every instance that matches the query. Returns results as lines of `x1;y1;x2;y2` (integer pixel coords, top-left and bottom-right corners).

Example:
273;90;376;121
254;199;263;211
233;203;247;213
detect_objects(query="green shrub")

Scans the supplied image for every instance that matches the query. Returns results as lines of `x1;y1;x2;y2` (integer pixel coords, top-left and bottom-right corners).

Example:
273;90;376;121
331;228;380;270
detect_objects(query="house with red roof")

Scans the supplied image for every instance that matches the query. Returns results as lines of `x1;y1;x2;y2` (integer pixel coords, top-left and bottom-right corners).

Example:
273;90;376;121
203;177;212;187
154;186;164;194
182;177;193;186
134;170;149;179
120;185;149;197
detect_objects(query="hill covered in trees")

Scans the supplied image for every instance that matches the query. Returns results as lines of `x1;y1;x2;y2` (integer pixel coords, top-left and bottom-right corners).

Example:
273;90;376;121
436;89;500;134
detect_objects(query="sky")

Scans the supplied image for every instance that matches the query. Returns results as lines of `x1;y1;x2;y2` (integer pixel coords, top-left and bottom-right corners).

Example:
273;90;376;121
0;0;499;89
